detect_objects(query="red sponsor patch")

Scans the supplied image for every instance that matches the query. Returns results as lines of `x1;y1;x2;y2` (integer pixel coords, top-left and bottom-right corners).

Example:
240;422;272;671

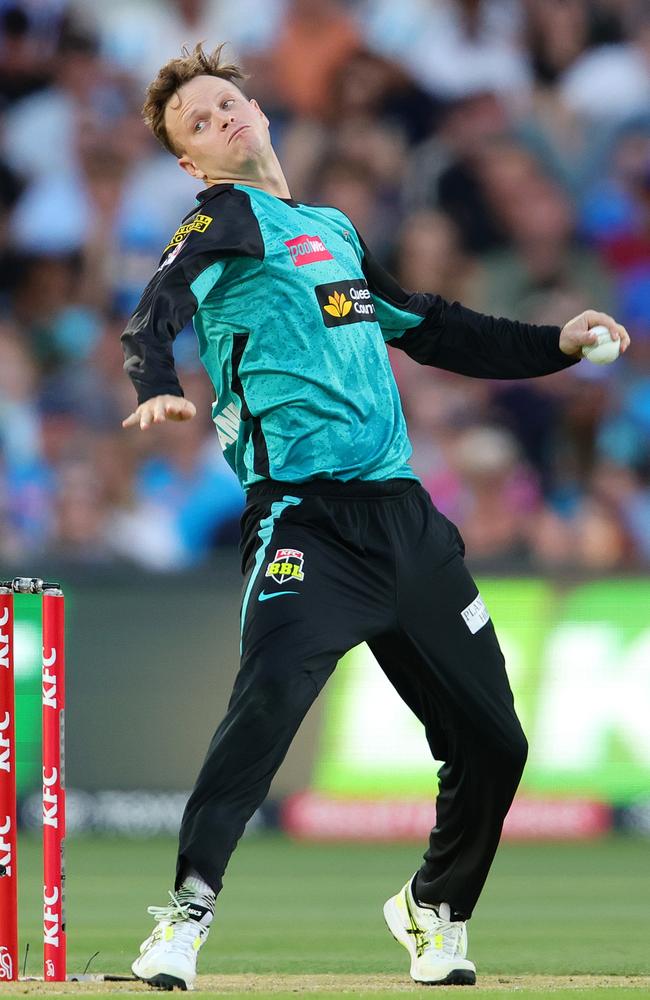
285;234;333;267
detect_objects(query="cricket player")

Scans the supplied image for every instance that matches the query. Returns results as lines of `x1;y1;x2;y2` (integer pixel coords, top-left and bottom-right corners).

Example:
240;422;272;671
121;44;629;990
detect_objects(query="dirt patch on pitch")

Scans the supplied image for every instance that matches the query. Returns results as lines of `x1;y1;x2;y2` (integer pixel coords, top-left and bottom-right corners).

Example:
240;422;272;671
196;974;650;992
2;974;650;994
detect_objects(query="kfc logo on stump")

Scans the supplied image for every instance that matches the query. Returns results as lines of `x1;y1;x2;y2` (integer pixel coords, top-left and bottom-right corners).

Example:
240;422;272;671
43;885;61;949
0;815;13;878
0;712;11;776
0;946;13;980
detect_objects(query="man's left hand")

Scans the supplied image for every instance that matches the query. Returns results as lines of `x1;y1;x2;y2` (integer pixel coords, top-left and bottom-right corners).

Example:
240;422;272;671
560;310;630;358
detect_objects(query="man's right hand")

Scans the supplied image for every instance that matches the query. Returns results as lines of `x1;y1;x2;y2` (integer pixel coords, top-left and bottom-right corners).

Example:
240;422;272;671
122;395;197;430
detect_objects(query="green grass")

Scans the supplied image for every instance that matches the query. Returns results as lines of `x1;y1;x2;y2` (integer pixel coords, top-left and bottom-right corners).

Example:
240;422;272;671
14;833;650;986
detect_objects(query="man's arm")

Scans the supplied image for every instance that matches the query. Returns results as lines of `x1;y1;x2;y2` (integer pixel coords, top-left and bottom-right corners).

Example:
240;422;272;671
354;231;628;378
121;187;264;428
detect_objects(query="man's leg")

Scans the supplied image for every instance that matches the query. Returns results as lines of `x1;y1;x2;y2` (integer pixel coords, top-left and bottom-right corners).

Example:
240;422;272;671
133;491;388;989
371;623;527;920
175;635;338;894
373;486;527;919
176;492;388;895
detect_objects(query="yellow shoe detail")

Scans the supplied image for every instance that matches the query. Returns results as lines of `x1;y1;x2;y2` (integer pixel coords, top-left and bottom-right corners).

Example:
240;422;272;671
404;889;429;959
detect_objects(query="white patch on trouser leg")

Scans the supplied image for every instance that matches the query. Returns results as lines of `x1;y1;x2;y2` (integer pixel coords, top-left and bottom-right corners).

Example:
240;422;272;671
460;594;490;634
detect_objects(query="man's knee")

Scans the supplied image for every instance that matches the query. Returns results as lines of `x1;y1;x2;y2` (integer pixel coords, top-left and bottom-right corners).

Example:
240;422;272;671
246;662;316;722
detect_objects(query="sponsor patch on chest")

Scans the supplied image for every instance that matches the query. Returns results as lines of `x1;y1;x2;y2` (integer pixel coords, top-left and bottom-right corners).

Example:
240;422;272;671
315;279;377;327
285;234;333;266
461;594;490;634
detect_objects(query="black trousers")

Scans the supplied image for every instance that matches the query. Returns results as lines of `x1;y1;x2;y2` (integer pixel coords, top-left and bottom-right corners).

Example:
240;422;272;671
176;479;527;919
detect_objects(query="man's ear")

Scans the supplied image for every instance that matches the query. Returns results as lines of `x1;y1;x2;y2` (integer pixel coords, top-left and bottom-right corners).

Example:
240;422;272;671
178;155;206;180
250;98;269;129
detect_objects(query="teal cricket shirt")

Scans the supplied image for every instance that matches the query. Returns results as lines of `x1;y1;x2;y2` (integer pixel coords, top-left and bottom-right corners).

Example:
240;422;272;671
122;182;575;490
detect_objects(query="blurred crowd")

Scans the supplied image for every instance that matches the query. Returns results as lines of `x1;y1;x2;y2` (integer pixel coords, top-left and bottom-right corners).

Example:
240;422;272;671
1;0;649;572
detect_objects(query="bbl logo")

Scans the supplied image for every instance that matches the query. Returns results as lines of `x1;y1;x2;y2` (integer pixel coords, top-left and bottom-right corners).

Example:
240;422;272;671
265;548;305;585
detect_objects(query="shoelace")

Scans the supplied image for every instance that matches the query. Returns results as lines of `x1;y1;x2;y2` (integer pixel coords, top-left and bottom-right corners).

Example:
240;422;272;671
147;891;192;924
145;891;207;957
419;913;465;957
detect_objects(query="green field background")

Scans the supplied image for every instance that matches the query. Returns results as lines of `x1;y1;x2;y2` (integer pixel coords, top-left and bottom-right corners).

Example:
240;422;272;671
15;833;650;984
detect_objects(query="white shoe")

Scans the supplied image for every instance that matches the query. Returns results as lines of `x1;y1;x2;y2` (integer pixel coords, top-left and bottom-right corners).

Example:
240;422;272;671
132;891;211;991
383;878;476;985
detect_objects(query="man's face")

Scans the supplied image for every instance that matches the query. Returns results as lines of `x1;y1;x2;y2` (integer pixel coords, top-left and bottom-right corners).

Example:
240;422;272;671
165;75;271;182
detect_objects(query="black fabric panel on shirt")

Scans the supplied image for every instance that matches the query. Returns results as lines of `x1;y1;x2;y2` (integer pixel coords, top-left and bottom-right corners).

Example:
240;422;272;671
122;187;266;404
230;333;270;478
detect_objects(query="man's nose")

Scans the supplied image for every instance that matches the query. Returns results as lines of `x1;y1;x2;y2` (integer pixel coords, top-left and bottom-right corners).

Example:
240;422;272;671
220;115;236;130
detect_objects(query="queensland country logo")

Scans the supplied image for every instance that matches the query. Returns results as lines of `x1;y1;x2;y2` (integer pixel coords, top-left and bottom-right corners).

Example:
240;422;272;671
163;213;212;252
324;290;352;318
285;234;333;267
315;279;377;328
265;549;305;586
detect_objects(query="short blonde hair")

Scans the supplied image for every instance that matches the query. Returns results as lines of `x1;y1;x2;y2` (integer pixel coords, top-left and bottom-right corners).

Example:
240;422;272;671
143;42;247;155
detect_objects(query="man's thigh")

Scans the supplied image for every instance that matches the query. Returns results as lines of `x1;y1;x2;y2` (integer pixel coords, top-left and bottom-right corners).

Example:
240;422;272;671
238;493;391;687
395;499;522;751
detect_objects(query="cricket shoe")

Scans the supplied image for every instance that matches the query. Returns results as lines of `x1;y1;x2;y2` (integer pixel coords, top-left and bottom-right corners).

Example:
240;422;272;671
132;890;212;990
383;878;476;986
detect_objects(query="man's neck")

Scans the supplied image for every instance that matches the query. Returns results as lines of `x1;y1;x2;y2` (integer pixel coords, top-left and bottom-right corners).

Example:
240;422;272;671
205;152;291;200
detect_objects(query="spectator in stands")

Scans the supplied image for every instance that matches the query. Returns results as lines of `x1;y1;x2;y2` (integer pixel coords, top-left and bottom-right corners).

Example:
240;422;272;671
467;152;615;324
0;0;647;569
83;0;281;89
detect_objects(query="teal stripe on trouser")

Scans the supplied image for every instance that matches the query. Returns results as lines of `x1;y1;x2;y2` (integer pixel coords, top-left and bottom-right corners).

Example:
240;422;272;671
240;495;302;652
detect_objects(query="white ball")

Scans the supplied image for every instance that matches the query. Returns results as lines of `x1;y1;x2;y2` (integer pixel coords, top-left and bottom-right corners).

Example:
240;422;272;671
581;324;620;365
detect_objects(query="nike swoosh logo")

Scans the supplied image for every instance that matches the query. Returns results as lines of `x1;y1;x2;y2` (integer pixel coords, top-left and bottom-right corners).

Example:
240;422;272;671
258;590;300;602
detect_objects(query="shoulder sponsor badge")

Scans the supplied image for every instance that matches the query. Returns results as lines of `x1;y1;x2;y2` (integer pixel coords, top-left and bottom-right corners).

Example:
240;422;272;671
265;548;305;585
163;213;212;252
315;279;377;327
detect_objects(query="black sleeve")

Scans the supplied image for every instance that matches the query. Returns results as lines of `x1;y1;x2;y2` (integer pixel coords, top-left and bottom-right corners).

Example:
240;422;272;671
356;231;580;380
121;186;264;404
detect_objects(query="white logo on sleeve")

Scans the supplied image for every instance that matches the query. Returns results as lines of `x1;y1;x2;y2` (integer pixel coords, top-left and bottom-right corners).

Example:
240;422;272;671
461;594;490;634
213;402;241;449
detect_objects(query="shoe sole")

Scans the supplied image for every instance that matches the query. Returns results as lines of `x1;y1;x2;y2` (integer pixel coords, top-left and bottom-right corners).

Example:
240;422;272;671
383;896;476;987
137;973;189;991
413;969;476;986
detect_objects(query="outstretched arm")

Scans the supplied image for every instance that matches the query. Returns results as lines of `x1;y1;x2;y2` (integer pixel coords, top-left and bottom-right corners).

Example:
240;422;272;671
354;230;629;378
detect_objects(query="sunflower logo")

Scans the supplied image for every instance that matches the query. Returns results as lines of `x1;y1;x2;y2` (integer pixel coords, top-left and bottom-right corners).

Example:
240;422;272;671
323;291;352;318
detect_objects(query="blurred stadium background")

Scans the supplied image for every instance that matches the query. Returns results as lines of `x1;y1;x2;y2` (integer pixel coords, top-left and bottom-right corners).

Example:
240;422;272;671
3;0;650;982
